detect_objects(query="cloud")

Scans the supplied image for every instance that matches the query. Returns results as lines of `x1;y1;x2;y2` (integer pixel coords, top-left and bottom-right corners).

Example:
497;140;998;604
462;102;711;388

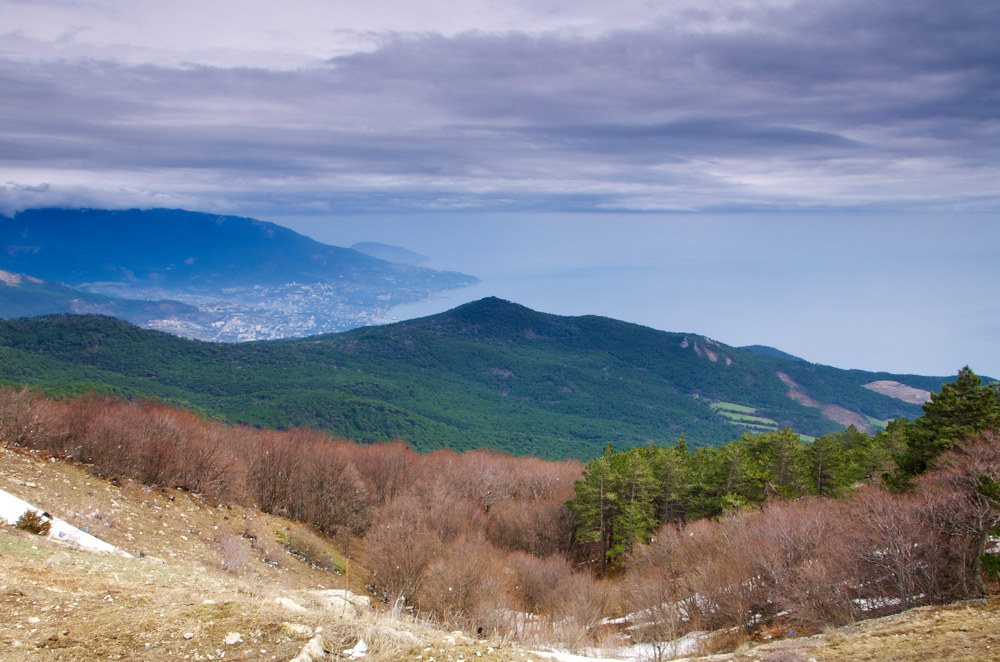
1;0;998;214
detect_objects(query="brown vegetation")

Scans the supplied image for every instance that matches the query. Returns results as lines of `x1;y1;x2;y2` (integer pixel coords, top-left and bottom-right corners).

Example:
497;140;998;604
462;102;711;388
3;386;1000;658
0;388;604;644
626;433;1000;653
0;441;554;662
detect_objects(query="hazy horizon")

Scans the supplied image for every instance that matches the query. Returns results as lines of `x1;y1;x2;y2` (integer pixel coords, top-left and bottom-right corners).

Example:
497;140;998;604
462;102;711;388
275;210;999;379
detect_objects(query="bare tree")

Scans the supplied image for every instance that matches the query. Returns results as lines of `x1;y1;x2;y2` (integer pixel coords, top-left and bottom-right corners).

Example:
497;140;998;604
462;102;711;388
364;494;438;604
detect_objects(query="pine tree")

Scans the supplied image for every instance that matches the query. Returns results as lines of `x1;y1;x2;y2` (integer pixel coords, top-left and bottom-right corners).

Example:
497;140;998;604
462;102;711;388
651;436;691;525
567;443;661;575
607;445;659;563
810;425;875;496
894;367;1000;483
567;445;615;576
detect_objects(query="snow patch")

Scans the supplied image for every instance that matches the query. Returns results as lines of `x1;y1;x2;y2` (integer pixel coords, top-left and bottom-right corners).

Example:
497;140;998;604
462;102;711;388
0;488;132;558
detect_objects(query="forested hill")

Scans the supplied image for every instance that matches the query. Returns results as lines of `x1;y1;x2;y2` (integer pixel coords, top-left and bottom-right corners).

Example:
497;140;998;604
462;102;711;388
0;297;961;459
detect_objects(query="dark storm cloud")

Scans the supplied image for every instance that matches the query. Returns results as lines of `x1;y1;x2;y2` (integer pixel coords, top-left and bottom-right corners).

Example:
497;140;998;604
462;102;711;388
2;0;998;213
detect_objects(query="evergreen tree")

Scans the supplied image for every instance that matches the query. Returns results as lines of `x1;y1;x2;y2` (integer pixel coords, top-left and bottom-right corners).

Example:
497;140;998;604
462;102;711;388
809;431;848;496
757;427;810;498
810;425;877;496
685;445;727;519
894;367;1000;483
651;436;691;525
567;445;617;576
608;445;659;563
567;443;662;575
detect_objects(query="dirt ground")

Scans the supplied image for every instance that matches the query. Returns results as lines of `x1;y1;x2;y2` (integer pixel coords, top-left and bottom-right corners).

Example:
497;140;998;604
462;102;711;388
695;598;1000;662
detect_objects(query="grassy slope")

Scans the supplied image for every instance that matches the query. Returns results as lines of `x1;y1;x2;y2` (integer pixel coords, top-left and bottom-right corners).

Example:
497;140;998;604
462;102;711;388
707;600;1000;661
0;445;542;662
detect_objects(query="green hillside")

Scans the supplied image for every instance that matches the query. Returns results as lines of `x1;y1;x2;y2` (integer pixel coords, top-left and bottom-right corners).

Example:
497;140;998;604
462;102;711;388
0;270;205;322
0;298;956;459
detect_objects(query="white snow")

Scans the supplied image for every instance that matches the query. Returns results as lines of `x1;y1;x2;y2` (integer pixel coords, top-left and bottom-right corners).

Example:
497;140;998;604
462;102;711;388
0;488;133;558
534;630;708;662
533;652;630;662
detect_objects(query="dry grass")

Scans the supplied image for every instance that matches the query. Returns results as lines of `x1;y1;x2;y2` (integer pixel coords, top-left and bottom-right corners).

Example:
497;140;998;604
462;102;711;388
681;598;1000;662
0;445;549;661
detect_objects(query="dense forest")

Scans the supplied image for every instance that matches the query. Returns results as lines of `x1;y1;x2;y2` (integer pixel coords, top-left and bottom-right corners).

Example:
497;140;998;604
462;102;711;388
2;366;999;653
0;300;954;458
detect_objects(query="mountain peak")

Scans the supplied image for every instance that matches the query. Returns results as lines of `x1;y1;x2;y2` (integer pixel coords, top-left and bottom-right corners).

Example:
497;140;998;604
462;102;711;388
419;297;570;342
740;344;807;362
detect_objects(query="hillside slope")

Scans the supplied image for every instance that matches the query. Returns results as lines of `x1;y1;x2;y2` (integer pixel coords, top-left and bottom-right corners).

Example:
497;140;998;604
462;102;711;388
0;298;957;458
4;444;999;662
0;269;208;324
0;445;542;661
0;208;474;292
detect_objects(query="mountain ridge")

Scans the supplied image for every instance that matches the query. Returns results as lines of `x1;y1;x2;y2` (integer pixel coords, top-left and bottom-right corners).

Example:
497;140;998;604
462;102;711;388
0;297;966;459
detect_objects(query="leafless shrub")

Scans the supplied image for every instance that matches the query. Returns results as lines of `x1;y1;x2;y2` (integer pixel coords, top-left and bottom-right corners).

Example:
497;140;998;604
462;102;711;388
487;498;572;557
351;440;417;505
417;533;504;629
295;438;374;543
506;551;576;616
914;431;1000;600
748;499;858;629
846;486;931;613
672;514;768;635
364;494;438;604
215;534;251;573
0;388;51;446
551;572;616;651
627;524;699;660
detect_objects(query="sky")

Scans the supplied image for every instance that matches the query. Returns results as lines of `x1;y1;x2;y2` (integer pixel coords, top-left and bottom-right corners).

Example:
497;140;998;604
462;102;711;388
1;0;998;377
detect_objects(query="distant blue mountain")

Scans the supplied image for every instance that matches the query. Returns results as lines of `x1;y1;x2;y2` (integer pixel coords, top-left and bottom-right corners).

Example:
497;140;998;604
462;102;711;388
352;242;429;265
0;208;473;291
0;208;479;341
0;268;206;324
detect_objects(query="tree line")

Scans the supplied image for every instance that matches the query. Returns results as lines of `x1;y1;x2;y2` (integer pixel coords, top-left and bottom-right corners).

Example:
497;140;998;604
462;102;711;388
568;366;1000;575
567;426;889;574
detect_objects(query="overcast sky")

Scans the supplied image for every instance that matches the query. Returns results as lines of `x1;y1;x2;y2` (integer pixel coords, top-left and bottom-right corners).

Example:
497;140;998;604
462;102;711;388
1;0;998;377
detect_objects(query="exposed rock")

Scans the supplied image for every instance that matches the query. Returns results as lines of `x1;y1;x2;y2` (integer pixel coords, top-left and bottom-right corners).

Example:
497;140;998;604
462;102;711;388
778;371;874;433
311;588;371;619
223;631;242;645
344;638;367;659
276;596;308;613
282;622;314;636
291;635;329;662
863;380;932;405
